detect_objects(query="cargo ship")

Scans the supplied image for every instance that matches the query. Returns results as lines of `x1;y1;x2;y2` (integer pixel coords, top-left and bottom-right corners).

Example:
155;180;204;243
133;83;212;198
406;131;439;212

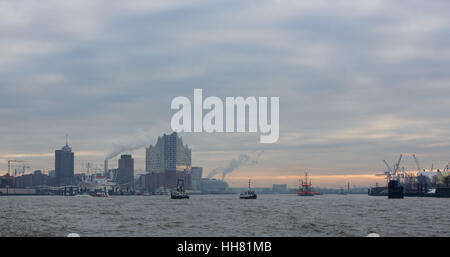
79;174;116;196
368;186;387;196
298;172;315;196
388;180;404;199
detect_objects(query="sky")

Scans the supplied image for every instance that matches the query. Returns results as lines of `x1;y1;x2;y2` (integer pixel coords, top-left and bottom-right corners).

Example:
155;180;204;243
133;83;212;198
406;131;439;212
1;0;450;188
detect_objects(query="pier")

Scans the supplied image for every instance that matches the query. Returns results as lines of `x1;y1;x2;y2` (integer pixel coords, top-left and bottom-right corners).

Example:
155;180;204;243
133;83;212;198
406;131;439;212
0;185;79;196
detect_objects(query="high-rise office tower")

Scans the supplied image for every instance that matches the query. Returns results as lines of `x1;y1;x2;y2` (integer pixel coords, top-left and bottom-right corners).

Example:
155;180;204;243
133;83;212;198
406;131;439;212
55;138;74;186
118;154;134;190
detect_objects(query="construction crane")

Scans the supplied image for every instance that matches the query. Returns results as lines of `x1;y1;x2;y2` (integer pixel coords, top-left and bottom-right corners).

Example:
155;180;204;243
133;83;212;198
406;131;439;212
13;164;30;177
7;160;26;176
6;160;27;188
11;162;30;188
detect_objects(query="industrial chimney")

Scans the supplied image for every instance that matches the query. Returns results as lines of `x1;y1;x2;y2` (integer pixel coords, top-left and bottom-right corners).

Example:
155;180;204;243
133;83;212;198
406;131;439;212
104;159;108;175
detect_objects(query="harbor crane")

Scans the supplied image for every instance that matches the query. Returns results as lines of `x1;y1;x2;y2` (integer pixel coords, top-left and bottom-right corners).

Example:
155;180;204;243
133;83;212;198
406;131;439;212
443;161;450;172
412;154;436;173
383;160;393;174
376;160;392;181
377;160;392;182
393;154;403;175
391;154;403;181
378;154;403;184
412;154;422;174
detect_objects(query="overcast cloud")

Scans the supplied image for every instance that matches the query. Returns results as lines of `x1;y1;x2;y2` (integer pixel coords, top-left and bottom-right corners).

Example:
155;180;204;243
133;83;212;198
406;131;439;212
1;0;450;187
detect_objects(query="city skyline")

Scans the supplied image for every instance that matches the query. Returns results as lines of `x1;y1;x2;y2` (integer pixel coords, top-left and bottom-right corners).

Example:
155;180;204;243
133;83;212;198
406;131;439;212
2;1;450;188
0;135;425;188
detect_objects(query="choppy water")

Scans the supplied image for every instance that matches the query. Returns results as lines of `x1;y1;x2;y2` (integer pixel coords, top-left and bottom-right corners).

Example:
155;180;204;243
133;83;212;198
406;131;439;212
0;194;449;237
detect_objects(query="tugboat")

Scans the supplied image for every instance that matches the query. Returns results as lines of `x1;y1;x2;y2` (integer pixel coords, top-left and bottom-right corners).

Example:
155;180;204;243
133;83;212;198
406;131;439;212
298;172;315;196
240;179;257;199
170;179;189;199
388;180;404;199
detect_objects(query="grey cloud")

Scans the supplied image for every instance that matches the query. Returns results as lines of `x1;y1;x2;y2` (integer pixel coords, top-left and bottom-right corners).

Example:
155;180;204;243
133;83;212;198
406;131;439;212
1;0;450;187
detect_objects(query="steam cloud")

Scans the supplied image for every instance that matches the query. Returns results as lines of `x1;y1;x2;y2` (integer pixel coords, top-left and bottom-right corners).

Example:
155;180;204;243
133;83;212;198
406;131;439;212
104;127;164;160
251;150;264;164
207;151;264;180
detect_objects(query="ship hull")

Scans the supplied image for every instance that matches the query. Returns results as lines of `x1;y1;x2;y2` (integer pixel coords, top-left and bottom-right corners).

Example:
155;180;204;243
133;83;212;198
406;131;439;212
298;192;315;196
171;194;190;199
90;193;108;197
435;187;450;198
368;187;387;196
239;194;257;199
388;180;404;199
170;192;189;199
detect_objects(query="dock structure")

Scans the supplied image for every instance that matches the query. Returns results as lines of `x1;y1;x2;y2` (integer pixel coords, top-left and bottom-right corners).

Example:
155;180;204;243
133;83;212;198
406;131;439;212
36;185;79;195
0;185;79;196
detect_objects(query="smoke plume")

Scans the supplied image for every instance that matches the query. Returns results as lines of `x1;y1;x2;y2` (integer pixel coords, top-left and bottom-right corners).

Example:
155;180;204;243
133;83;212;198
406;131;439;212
207;151;264;180
206;167;223;179
251;150;264;164
104;127;164;160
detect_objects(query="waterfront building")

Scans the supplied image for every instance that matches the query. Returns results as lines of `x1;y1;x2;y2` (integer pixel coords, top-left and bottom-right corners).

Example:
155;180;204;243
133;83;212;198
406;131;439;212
200;178;228;194
144;132;192;193
145;132;191;173
191;167;203;190
272;184;288;193
117;154;134;191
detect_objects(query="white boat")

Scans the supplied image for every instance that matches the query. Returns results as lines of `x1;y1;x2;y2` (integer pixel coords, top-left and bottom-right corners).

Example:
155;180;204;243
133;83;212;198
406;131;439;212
79;174;117;196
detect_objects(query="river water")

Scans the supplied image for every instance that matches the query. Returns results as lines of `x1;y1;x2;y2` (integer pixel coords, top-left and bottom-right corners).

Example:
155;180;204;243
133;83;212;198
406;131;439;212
0;194;448;237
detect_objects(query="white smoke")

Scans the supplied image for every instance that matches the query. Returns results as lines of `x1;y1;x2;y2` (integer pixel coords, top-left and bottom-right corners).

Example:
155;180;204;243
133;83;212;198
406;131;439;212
104;127;166;160
207;151;264;180
251;150;264;164
206;167;223;179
